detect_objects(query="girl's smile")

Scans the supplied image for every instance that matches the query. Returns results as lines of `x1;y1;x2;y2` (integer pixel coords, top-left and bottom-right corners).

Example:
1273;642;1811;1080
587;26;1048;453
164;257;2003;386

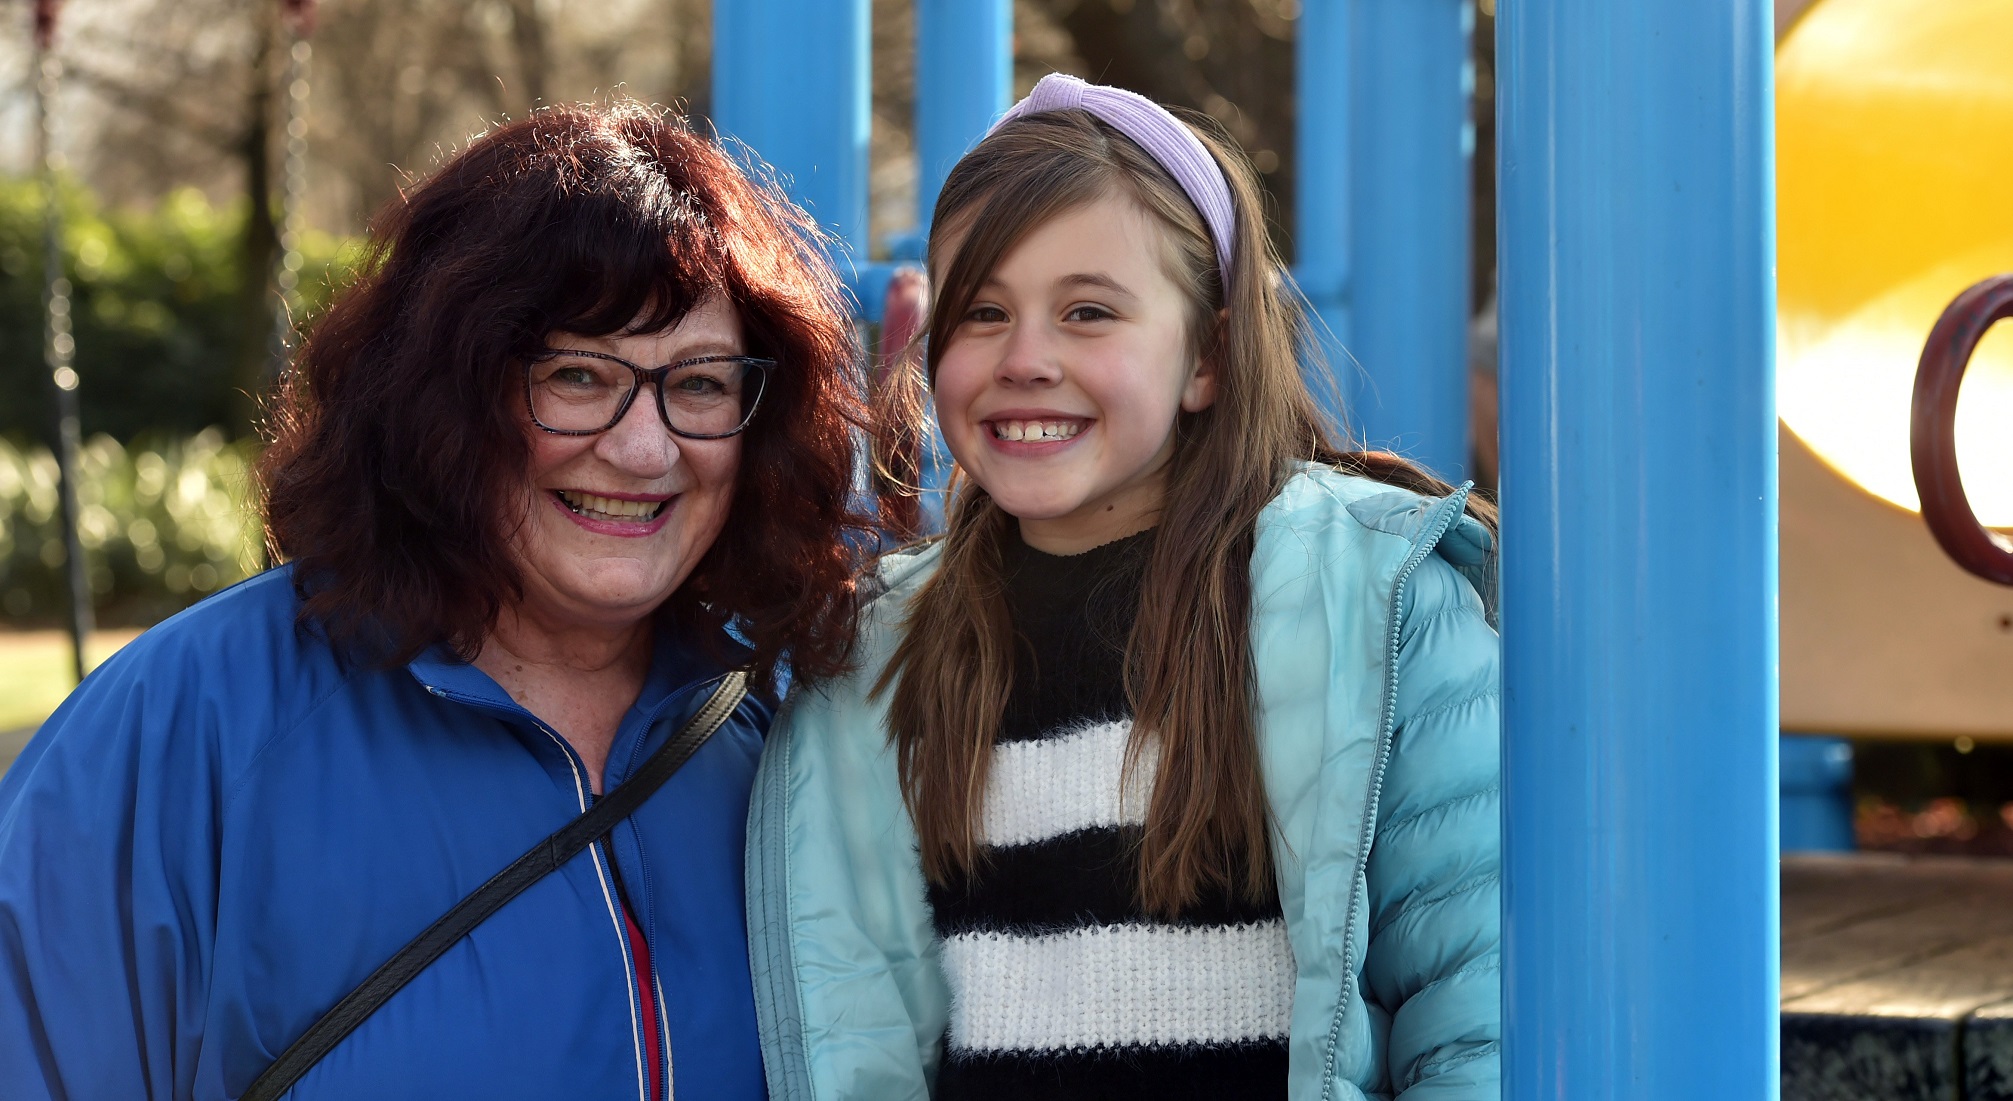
981;410;1092;452
934;193;1215;554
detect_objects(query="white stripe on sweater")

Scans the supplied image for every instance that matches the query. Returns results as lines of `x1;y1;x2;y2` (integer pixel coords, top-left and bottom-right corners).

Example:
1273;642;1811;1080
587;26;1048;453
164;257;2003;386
981;720;1156;847
942;920;1296;1053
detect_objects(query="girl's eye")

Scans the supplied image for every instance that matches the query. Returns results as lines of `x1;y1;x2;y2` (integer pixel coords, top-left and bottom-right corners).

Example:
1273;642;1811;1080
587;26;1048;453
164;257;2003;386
964;305;1008;325
1065;304;1114;323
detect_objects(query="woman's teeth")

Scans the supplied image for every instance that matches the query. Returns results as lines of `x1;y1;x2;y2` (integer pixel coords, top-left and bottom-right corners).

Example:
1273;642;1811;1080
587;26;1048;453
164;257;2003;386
556;490;666;522
991;419;1083;442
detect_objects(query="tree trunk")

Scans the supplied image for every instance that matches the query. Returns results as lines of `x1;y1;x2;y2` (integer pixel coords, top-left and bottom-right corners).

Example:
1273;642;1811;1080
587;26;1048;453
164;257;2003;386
508;0;551;110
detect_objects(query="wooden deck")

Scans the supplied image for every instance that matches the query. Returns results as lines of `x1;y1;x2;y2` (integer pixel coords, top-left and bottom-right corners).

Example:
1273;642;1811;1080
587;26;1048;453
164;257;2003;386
1784;853;2013;1100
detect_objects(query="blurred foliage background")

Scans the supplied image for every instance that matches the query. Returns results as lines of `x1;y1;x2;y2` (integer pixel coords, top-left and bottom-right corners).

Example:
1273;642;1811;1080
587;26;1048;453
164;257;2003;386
0;0;1997;847
0;0;1499;638
0;0;1338;754
0;178;354;441
0;431;263;625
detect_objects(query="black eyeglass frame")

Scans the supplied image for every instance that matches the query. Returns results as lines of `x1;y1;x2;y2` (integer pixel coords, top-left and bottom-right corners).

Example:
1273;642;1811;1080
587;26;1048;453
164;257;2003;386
523;349;776;440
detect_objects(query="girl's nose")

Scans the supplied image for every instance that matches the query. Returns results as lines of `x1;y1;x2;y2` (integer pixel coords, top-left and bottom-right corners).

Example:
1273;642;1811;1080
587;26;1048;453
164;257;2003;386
994;324;1061;388
593;389;680;477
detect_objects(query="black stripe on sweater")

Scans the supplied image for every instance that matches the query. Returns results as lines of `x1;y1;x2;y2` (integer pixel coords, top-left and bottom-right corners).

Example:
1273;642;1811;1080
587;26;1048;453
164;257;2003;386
937;1037;1288;1101
928;826;1283;936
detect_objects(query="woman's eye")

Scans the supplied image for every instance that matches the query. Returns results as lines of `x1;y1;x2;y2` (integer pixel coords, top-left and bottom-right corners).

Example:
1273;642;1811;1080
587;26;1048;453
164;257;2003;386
674;375;728;394
550;366;602;387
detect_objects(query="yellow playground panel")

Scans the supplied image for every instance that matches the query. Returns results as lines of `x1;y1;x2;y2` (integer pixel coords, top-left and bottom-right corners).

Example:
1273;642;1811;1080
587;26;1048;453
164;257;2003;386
1777;0;2013;738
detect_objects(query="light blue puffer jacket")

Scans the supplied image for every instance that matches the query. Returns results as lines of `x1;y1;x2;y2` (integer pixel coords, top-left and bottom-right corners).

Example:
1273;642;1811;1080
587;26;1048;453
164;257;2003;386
745;466;1501;1100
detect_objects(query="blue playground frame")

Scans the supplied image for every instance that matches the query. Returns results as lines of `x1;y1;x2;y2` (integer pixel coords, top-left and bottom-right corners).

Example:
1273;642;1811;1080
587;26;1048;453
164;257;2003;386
714;1;1782;1094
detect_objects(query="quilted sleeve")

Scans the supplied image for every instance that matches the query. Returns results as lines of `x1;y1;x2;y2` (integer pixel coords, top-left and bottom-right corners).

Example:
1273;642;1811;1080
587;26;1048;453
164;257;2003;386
746;672;948;1101
1362;553;1502;1099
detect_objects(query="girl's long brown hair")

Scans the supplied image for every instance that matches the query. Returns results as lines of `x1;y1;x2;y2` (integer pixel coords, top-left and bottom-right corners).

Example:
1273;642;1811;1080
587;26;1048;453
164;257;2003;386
875;108;1495;916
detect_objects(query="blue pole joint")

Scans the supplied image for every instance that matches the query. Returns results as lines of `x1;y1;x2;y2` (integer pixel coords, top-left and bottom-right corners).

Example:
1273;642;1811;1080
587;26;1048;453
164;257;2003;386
1347;0;1474;481
915;0;1011;232
1294;0;1473;476
1294;0;1354;435
712;0;871;273
1781;735;1855;852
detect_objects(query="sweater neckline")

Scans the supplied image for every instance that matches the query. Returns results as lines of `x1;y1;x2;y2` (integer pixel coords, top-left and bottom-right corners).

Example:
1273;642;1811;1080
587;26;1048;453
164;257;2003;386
1006;524;1156;567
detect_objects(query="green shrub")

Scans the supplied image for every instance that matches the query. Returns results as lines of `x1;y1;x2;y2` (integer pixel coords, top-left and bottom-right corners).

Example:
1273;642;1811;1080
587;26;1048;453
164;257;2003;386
0;431;264;627
0;176;358;443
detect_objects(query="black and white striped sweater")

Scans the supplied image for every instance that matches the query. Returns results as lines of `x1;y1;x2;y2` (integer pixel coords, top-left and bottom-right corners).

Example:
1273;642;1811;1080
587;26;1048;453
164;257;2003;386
928;528;1292;1100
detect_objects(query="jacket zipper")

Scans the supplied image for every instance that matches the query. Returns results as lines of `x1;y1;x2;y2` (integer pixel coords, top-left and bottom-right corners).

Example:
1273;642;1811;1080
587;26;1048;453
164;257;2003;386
548;727;654;1101
607;675;729;1101
748;701;811;1099
618;764;676;1098
426;675;731;1100
423;684;653;1101
1317;485;1475;1101
606;852;668;1100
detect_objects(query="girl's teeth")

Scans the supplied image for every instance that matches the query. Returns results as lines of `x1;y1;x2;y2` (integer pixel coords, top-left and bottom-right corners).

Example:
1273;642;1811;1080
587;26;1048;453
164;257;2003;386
993;419;1081;442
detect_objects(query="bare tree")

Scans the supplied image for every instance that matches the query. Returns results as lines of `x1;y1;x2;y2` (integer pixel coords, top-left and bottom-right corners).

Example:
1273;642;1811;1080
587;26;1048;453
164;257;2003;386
35;0;713;233
1034;0;1297;247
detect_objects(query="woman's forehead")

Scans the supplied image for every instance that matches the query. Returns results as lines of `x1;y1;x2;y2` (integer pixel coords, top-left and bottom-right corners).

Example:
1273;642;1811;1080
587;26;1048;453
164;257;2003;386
548;292;742;354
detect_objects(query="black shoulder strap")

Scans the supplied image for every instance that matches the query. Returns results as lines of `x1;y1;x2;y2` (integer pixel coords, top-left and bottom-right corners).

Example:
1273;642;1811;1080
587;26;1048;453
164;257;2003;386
240;670;750;1101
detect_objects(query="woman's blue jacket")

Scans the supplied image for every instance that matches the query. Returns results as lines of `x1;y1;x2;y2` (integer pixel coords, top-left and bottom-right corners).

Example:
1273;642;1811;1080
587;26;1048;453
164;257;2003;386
0;566;771;1101
745;467;1502;1100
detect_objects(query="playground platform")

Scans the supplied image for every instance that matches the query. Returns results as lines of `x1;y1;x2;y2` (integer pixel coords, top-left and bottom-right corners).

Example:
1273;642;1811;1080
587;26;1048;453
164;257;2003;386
1784;853;2013;1100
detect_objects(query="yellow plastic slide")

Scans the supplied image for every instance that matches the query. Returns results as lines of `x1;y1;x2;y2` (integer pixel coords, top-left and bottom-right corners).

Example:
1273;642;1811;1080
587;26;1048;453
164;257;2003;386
1777;0;2013;737
1778;0;2013;524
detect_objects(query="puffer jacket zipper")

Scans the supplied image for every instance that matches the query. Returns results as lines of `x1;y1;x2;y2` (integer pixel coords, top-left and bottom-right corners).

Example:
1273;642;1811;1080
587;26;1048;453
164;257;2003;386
747;696;812;1100
1318;485;1475;1101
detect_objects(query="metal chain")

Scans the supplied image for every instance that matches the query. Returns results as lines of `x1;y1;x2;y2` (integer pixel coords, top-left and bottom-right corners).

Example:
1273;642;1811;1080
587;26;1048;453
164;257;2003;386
268;34;312;378
37;48;94;683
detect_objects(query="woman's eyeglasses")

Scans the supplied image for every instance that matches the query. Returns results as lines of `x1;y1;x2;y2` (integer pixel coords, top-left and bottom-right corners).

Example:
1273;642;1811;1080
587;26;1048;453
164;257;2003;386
524;349;773;439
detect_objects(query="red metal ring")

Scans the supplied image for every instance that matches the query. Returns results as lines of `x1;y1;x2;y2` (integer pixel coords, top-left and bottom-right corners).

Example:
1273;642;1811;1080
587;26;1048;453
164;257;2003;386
1910;273;2013;586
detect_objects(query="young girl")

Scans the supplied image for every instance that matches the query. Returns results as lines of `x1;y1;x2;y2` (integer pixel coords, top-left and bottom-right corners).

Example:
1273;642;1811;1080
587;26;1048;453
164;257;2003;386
747;75;1500;1100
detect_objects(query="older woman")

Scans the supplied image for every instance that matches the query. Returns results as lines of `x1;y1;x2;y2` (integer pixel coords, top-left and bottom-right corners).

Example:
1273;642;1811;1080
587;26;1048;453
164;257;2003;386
0;103;870;1100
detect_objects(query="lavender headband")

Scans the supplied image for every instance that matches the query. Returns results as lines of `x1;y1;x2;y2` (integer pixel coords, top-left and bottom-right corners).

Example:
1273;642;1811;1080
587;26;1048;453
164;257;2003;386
988;73;1237;281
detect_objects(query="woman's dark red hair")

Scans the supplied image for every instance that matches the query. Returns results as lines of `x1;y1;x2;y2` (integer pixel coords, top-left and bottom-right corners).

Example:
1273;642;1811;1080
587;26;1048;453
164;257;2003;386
259;100;874;688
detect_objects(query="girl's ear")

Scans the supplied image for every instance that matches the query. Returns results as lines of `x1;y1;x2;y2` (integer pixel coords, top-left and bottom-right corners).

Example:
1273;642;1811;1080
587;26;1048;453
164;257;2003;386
1180;307;1229;413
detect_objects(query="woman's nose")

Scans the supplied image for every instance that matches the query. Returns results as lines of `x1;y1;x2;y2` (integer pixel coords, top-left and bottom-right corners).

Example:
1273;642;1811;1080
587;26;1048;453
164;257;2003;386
593;389;680;475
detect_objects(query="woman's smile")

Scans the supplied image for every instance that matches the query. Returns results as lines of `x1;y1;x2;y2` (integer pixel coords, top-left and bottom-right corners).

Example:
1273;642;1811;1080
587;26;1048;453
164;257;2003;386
547;488;677;536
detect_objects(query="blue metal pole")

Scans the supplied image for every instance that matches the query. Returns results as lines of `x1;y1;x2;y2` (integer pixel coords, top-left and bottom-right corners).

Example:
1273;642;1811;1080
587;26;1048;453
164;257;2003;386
1498;1;1778;1096
712;0;871;266
915;0;1010;232
909;0;1010;535
1348;0;1474;480
1294;0;1353;433
1780;735;1855;852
